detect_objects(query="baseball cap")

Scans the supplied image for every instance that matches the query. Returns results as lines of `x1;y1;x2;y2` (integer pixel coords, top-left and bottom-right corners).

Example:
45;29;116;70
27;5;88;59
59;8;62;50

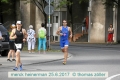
16;21;22;24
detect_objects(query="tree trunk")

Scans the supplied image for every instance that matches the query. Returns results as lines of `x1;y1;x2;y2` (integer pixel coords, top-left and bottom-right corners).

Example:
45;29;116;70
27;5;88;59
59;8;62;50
15;0;21;21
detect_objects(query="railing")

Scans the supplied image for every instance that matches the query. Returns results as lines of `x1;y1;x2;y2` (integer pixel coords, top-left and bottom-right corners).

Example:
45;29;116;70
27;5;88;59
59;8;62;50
73;23;83;35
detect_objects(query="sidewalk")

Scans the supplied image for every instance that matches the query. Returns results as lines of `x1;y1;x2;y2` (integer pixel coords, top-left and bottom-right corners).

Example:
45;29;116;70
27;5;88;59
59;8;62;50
51;42;120;48
0;51;72;67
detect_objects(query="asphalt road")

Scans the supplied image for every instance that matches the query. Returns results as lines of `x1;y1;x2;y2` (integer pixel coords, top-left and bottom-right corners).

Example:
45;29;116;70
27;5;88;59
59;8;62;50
0;43;120;80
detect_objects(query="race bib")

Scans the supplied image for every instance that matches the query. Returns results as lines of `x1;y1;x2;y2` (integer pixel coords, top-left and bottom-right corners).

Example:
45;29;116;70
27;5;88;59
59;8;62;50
15;43;22;49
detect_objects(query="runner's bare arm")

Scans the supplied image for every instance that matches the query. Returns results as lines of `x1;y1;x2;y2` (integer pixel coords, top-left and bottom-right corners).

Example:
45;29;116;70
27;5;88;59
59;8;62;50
9;29;16;39
22;29;27;41
69;27;72;38
56;26;62;35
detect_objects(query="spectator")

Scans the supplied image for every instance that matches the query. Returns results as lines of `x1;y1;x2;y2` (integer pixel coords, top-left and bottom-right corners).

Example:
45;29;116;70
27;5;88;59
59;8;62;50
38;23;46;54
85;16;89;34
107;24;114;44
27;25;36;53
82;18;86;36
0;31;3;40
0;31;3;65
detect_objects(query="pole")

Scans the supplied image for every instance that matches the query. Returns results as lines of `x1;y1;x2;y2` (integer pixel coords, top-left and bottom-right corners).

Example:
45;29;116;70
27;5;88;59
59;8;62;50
48;0;50;49
88;0;92;42
113;1;118;43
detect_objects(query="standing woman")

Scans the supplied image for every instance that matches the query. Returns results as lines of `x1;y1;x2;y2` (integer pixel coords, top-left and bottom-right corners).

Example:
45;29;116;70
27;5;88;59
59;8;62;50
38;23;46;54
107;24;114;44
27;25;36;53
7;24;16;62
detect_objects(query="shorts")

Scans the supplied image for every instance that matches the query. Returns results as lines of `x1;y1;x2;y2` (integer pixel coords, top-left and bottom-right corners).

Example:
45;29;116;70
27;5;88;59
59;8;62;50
14;43;23;51
60;40;69;49
82;27;86;31
9;41;15;50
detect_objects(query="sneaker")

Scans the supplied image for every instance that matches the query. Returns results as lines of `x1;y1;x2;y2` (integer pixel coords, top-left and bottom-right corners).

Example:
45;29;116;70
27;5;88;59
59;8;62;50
13;67;18;71
62;61;66;65
12;59;16;61
19;64;23;71
7;59;12;62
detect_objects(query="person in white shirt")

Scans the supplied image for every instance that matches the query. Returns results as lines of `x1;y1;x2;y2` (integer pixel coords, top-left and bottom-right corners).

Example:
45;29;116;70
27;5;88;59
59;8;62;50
27;25;36;53
0;31;3;65
107;24;114;44
38;23;46;54
0;31;3;40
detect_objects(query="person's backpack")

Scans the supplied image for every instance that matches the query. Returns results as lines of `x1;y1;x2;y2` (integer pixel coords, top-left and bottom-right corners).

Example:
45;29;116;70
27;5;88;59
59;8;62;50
39;29;45;38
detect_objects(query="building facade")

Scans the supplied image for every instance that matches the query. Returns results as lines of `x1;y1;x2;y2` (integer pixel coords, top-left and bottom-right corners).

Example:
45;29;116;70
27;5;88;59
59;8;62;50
2;0;120;43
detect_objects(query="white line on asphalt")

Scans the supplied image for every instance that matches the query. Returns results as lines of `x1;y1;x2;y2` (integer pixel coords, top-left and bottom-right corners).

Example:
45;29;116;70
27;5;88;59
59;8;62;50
105;74;120;80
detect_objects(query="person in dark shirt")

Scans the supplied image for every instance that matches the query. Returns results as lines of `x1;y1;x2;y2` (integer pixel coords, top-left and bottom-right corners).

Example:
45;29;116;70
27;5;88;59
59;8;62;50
82;18;86;36
7;24;16;62
10;21;27;71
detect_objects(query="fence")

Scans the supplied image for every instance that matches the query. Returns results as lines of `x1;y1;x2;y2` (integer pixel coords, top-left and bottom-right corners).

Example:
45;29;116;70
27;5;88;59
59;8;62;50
73;23;83;35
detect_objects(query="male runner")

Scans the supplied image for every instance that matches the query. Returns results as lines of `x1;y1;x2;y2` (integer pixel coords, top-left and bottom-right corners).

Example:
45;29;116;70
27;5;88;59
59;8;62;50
56;20;72;65
10;21;27;71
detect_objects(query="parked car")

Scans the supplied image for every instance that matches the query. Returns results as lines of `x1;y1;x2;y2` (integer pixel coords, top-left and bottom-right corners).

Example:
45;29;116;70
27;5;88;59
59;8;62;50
0;23;9;56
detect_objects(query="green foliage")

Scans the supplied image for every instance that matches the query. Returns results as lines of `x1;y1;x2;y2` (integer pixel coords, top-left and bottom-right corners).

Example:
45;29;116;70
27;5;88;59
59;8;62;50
56;0;73;9
2;9;13;14
103;0;119;7
78;0;89;4
1;0;9;3
0;0;14;15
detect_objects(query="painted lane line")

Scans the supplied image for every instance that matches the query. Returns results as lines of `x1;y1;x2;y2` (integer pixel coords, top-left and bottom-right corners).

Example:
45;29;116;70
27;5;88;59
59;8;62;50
105;74;120;80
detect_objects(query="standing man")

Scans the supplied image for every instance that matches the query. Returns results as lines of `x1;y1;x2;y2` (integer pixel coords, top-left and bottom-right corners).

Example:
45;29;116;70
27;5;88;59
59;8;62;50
56;20;72;65
82;18;86;36
10;21;27;71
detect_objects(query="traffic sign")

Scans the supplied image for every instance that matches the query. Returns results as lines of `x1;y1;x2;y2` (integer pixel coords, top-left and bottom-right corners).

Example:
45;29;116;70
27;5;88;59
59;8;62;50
44;5;54;15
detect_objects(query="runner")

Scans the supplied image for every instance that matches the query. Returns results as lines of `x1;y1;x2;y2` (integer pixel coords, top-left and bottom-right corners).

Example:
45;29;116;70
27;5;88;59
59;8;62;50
10;21;27;71
7;24;16;62
56;20;72;65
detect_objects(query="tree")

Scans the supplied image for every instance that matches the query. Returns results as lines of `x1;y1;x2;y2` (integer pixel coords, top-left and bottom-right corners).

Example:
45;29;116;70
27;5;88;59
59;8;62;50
25;0;47;28
57;0;119;30
0;0;16;23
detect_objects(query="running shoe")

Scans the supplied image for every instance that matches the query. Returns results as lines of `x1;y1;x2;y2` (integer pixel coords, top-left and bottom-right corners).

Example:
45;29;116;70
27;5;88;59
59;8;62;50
13;67;18;71
12;59;16;61
7;59;12;62
62;61;66;65
19;64;23;71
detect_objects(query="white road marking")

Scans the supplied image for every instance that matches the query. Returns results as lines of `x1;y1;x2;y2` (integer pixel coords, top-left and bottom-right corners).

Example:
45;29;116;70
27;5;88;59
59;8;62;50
105;74;120;80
